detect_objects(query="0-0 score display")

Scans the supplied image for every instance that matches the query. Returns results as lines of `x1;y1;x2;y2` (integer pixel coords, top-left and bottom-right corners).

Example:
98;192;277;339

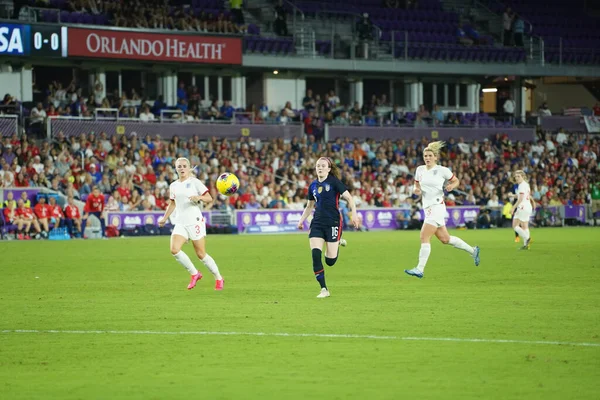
29;25;68;57
33;31;60;52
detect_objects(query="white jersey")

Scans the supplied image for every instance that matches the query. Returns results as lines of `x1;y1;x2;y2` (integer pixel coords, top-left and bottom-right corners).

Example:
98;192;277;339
517;181;532;210
415;165;454;209
169;177;209;225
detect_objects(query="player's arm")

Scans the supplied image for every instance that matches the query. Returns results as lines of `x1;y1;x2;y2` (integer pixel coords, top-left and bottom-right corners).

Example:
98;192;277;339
297;200;315;229
341;190;360;228
445;175;459;192
341;191;356;214
413;180;422;195
513;191;525;212
190;181;212;204
158;199;176;227
196;190;213;204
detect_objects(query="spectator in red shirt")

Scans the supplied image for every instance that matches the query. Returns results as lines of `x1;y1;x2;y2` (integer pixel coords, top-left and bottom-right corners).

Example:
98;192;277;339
64;196;82;237
15;199;42;240
14;171;29;187
3;200;20;228
117;178;132;200
33;196;51;236
81;186;106;238
144;165;157;185
47;196;64;228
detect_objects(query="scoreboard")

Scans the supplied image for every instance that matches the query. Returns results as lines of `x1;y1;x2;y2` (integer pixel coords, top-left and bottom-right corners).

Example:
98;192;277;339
0;23;68;58
0;22;242;64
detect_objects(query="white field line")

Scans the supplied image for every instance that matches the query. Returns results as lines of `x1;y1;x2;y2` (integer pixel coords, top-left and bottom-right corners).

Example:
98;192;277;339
1;329;599;347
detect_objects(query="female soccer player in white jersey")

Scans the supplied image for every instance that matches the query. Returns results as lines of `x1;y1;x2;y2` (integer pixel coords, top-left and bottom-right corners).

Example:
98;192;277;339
158;157;224;290
405;141;480;279
512;170;534;250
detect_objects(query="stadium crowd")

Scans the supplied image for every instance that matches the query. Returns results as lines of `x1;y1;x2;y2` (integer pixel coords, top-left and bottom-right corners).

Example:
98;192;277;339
1;124;599;238
10;0;247;33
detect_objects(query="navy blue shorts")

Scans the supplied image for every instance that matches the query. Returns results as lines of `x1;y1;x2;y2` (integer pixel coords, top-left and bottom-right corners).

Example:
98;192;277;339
309;222;342;242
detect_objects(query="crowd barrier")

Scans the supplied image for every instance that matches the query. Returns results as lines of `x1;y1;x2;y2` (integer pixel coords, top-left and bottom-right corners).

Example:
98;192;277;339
104;205;590;235
540;116;586;132
44;118;536;142
0;115;19;137
1;189;593;239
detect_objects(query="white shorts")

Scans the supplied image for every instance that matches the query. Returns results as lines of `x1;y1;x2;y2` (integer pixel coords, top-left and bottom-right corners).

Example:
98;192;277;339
514;205;532;222
423;204;447;227
172;221;206;241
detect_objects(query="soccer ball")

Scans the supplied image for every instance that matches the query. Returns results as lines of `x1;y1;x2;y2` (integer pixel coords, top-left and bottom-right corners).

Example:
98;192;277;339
216;172;240;196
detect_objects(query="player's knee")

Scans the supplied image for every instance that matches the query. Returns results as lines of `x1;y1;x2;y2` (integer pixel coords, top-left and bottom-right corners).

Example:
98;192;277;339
325;257;337;266
440;236;450;244
196;250;207;260
170;247;181;256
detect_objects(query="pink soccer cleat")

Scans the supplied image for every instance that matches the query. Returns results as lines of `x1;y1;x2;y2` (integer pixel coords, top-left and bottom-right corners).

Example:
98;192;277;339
215;279;224;291
187;272;203;290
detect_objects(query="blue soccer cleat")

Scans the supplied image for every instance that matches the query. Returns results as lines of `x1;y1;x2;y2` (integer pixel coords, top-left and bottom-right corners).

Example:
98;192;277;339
404;268;424;279
473;246;480;266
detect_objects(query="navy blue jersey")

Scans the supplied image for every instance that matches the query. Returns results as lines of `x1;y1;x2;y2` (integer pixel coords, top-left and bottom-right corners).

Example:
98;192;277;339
308;175;347;226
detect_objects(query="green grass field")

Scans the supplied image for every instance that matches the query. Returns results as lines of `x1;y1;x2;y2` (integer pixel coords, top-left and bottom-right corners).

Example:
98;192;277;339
1;228;599;399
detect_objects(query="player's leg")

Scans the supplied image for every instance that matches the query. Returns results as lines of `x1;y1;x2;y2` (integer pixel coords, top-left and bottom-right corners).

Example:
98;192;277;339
81;213;89;238
405;222;438;278
170;226;201;289
513;213;529;243
94;211;107;238
64;218;73;236
324;223;343;266
23;220;32;238
31;219;42;235
520;220;531;249
74;218;82;235
191;229;224;290
324;241;340;266
87;212;103;237
309;228;329;297
39;217;49;234
512;216;521;242
16;219;24;239
437;226;480;266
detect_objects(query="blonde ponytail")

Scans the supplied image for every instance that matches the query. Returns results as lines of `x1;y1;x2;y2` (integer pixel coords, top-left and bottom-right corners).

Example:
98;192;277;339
424;141;446;157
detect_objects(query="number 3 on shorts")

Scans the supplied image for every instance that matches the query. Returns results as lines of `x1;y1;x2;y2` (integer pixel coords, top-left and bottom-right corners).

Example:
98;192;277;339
331;226;339;239
195;225;201;234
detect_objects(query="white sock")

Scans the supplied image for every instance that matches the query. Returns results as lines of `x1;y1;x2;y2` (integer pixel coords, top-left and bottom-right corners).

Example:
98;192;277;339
201;254;222;280
522;229;530;241
514;226;528;242
174;251;198;275
448;236;474;255
416;243;431;273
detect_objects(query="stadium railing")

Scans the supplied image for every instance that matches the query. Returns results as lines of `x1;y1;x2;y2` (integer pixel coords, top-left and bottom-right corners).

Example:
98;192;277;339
0;114;19;137
35;115;535;142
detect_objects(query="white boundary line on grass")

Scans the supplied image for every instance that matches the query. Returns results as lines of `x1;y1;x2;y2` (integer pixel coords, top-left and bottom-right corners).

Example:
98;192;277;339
2;329;599;347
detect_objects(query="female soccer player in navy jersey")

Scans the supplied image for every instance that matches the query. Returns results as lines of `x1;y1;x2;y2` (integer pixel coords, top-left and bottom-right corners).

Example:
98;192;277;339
297;157;360;298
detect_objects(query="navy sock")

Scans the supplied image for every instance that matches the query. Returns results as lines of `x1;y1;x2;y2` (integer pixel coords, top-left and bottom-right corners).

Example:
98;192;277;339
325;256;338;266
312;248;326;289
